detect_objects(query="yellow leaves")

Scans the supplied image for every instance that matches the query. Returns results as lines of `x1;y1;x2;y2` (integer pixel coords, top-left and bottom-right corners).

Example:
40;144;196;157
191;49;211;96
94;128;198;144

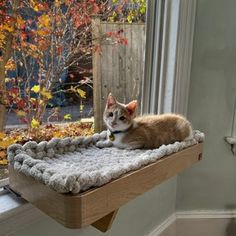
3;23;14;33
64;114;72;120
16;16;25;29
0;138;15;149
55;0;61;7
39;15;50;28
52;131;64;138
0;132;16;165
30;98;36;103
37;29;50;36
5;59;16;71
31;118;40;129
5;77;11;83
127;13;134;23
31;85;40;93
77;89;86;99
0;159;8;165
16;110;27;117
29;44;38;51
0;132;5;140
41;88;52;100
31;86;52;100
30;0;46;12
80;104;84;112
0;33;5;42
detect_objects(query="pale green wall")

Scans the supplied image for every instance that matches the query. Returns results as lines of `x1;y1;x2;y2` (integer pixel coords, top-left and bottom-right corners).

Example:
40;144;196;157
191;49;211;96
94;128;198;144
177;0;236;210
10;178;177;236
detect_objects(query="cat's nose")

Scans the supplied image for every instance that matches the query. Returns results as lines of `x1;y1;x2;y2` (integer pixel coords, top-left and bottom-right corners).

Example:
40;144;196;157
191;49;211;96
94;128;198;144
111;121;117;126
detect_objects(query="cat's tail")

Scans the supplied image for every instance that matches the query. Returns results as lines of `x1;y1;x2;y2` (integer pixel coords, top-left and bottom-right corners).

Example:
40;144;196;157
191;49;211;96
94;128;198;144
176;117;193;141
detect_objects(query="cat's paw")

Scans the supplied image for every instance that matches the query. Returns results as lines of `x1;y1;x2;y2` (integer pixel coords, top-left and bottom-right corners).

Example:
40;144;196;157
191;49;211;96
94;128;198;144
125;144;143;150
96;140;113;148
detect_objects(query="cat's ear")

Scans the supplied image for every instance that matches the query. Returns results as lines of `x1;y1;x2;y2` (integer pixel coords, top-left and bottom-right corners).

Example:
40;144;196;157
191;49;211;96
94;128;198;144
126;100;137;115
106;93;117;108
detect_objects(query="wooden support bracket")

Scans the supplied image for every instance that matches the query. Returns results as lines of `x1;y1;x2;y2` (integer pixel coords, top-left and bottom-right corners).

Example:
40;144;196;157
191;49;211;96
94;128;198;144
92;210;118;232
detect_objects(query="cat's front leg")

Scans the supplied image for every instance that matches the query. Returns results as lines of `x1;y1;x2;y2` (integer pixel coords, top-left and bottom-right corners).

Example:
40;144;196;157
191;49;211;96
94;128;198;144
96;140;113;148
125;141;144;150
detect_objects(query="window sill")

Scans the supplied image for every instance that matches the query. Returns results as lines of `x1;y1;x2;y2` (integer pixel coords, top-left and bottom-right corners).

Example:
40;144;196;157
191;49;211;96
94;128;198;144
0;189;43;235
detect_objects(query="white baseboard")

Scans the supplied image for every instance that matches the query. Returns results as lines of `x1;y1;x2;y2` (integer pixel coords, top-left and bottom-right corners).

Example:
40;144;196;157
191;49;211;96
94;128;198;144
176;210;236;219
148;210;236;236
148;214;176;236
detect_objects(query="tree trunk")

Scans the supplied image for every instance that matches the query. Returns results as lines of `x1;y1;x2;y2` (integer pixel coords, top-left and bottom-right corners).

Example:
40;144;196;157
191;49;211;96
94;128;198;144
0;63;6;131
0;0;19;131
0;105;6;131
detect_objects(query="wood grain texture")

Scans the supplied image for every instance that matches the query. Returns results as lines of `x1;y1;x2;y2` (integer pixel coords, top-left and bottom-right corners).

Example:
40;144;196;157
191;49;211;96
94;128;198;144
9;143;203;231
92;21;146;132
92;18;103;132
92;210;118;232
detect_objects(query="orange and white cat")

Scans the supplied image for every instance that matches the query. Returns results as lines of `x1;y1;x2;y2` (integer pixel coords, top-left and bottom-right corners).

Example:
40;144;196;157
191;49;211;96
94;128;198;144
102;93;192;149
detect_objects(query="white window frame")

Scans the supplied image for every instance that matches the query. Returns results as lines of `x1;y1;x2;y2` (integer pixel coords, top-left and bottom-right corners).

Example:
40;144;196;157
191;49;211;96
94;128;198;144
0;0;197;233
142;0;197;115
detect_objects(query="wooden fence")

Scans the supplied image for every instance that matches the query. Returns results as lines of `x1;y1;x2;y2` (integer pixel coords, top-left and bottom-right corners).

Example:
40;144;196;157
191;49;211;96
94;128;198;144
92;19;146;131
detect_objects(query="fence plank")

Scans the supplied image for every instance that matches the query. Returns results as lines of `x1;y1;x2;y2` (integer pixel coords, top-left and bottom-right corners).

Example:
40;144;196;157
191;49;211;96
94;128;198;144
92;21;146;132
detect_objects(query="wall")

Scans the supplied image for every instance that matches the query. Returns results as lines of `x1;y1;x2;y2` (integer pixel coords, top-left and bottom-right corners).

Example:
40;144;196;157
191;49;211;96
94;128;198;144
177;0;236;210
9;178;177;236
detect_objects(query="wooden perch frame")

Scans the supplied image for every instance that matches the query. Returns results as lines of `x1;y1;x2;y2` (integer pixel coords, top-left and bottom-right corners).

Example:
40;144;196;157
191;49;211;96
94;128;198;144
9;143;203;232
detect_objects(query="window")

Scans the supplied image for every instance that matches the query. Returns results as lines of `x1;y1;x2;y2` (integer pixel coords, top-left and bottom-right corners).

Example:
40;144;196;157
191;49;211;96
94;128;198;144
0;0;149;181
0;0;196;184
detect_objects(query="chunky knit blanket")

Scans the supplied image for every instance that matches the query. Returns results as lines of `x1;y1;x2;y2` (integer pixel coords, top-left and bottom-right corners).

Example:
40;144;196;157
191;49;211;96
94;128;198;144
7;130;204;194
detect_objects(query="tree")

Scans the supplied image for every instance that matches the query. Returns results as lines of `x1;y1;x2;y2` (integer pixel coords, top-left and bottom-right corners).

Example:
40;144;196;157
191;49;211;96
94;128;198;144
0;0;145;134
0;0;19;131
0;0;128;135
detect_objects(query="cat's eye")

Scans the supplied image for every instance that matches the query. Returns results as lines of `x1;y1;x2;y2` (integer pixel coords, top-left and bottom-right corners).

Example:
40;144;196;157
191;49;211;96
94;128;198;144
119;116;125;121
108;112;113;117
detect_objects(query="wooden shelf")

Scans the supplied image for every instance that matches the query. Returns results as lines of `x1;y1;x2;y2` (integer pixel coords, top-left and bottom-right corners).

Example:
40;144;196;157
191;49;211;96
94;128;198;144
8;143;203;232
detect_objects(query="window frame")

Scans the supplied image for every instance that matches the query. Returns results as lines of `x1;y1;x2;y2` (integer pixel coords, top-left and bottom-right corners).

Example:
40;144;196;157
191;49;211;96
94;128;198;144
142;0;197;115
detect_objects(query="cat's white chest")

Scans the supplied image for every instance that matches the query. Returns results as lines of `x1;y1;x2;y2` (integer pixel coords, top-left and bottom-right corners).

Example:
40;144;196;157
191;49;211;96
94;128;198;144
107;130;128;149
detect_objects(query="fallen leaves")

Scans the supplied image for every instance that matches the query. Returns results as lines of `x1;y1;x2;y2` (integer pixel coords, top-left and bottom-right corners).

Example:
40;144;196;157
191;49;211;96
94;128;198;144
0;122;94;166
0;159;8;165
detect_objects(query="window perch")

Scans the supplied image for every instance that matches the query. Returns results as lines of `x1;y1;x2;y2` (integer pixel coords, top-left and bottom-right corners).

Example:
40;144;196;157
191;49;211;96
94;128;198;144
8;130;204;232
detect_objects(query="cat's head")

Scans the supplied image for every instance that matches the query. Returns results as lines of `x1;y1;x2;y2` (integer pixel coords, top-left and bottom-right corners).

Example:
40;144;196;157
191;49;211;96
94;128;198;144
103;93;137;131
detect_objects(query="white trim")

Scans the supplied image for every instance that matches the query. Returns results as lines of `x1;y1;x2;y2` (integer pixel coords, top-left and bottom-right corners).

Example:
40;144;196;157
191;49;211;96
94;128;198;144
148;213;176;236
158;0;180;114
176;210;236;219
142;0;197;115
173;0;197;115
148;210;236;236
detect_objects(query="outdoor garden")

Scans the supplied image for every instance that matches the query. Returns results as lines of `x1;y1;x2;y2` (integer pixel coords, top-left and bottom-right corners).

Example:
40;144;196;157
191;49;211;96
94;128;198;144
0;0;146;179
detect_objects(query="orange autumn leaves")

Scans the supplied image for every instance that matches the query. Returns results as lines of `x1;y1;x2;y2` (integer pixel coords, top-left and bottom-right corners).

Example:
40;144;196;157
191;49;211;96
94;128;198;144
0;0;99;131
0;132;17;165
0;122;94;166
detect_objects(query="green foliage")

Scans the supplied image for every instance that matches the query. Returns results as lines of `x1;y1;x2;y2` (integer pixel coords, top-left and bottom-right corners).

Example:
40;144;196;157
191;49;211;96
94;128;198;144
107;0;147;23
